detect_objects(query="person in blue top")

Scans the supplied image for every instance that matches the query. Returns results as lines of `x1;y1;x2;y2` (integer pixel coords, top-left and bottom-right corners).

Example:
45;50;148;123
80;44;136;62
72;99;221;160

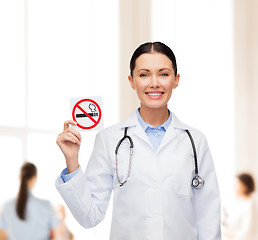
0;162;59;240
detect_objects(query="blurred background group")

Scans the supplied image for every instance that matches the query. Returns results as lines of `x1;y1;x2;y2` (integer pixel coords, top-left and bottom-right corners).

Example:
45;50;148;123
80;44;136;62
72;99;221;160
1;0;258;239
0;162;73;240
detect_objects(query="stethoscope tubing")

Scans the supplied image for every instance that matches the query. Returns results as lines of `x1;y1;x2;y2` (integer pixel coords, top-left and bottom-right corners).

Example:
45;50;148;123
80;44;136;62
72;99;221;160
115;127;134;155
115;127;204;189
115;127;134;186
185;129;198;175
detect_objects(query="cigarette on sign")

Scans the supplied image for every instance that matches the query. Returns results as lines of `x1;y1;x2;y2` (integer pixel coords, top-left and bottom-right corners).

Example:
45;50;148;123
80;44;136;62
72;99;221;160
76;113;99;118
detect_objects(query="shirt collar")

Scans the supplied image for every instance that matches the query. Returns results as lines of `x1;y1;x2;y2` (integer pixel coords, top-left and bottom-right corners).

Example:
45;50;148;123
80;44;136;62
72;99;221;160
136;108;172;132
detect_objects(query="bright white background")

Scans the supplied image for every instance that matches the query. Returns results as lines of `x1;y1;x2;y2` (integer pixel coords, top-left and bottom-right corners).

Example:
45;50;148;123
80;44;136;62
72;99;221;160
0;0;234;239
0;0;118;239
152;0;235;207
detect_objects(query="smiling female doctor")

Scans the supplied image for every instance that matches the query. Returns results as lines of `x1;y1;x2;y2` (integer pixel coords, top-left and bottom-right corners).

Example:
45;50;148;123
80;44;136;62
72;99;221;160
55;42;221;240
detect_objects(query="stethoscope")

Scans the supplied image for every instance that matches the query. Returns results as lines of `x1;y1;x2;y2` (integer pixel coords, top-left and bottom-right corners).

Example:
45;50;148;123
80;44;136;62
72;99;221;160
115;127;205;189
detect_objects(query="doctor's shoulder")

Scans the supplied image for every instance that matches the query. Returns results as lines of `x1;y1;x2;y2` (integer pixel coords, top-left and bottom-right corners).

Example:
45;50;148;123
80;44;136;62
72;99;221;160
91;116;134;157
172;113;211;152
172;113;207;140
95;116;130;140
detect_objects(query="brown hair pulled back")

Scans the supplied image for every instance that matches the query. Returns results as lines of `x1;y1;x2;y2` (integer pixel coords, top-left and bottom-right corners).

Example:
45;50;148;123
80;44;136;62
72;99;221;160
16;162;37;220
237;173;255;196
129;42;177;77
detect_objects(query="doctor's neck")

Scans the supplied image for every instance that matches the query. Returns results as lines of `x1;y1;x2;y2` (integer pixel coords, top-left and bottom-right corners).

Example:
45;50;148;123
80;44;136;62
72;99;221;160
139;105;169;127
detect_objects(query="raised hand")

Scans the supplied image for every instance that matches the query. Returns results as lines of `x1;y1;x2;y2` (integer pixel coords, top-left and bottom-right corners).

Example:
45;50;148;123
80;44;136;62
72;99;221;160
56;120;82;173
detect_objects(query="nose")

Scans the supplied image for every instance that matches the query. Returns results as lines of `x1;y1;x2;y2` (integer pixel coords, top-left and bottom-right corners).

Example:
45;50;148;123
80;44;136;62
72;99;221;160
149;74;160;88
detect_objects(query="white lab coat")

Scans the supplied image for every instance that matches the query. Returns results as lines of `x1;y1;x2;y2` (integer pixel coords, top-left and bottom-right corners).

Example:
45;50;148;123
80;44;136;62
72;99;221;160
56;111;221;240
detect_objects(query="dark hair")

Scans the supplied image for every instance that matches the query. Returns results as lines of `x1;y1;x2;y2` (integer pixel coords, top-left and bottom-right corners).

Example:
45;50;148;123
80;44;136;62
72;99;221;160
16;162;37;220
129;41;177;77
237;173;255;195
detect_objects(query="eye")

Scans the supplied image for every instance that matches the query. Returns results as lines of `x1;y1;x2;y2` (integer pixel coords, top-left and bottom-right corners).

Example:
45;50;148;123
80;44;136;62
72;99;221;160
140;73;148;77
161;73;169;77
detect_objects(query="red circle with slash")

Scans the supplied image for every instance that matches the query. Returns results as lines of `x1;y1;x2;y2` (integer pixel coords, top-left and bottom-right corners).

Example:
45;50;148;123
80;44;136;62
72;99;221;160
72;99;102;130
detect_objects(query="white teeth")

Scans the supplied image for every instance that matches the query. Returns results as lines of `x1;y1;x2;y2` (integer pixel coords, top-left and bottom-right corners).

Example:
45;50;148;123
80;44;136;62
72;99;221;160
148;92;162;96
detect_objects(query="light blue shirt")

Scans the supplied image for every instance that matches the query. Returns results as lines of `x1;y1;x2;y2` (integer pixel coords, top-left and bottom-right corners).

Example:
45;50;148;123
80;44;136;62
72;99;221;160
136;108;172;151
61;167;80;182
0;192;59;240
61;109;172;183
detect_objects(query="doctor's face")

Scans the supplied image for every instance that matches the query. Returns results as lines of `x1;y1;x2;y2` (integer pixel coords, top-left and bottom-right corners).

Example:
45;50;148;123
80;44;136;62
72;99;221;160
128;53;180;111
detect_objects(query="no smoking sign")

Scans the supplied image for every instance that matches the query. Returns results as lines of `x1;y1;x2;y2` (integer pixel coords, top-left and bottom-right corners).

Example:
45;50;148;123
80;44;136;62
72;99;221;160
70;97;104;131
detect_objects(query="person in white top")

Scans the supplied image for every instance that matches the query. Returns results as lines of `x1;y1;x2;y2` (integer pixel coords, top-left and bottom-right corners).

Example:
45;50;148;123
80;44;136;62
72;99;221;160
0;162;59;240
55;41;221;240
222;173;257;240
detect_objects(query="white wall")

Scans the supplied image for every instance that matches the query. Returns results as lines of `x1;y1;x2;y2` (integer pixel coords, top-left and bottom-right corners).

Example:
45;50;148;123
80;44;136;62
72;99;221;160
234;0;258;185
0;1;118;239
152;0;235;205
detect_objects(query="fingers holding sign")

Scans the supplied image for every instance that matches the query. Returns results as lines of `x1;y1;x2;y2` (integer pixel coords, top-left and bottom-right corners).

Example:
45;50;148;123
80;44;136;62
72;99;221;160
56;120;81;172
64;120;77;130
63;120;82;143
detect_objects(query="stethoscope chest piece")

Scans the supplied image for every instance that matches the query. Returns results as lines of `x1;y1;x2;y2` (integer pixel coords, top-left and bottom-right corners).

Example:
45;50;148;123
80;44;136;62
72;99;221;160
192;175;204;189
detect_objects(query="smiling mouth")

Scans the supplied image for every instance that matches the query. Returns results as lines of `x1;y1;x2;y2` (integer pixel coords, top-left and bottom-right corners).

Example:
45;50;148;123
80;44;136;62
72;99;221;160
145;92;164;96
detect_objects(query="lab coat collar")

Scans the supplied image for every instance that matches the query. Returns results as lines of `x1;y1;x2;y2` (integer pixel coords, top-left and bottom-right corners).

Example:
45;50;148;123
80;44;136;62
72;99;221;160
119;110;188;128
157;112;189;152
119;110;190;152
119;111;138;129
119;111;153;146
170;113;189;130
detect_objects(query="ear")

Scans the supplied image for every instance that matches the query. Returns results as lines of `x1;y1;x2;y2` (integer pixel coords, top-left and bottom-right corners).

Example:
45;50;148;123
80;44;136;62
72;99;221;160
173;74;180;89
128;75;136;90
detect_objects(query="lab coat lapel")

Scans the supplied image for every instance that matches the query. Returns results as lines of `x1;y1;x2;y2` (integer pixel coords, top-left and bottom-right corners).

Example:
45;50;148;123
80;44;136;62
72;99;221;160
119;111;189;151
119;111;153;147
157;123;178;152
132;123;152;146
157;113;188;153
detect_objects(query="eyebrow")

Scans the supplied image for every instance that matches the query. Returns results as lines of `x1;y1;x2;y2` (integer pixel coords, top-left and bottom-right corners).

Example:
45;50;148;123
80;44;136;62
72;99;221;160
159;68;171;72
137;68;150;72
137;68;171;72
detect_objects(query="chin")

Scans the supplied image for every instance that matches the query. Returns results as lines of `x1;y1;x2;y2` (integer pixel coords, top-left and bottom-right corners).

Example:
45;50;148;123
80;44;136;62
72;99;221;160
141;103;168;110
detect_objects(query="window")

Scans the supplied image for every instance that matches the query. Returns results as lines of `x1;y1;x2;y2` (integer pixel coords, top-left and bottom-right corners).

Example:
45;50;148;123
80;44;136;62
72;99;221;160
0;1;118;239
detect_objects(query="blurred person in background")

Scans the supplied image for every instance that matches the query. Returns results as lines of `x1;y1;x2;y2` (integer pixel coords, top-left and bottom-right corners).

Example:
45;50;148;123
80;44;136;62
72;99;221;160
222;173;257;240
0;162;59;240
0;207;6;240
0;229;6;240
55;205;74;240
